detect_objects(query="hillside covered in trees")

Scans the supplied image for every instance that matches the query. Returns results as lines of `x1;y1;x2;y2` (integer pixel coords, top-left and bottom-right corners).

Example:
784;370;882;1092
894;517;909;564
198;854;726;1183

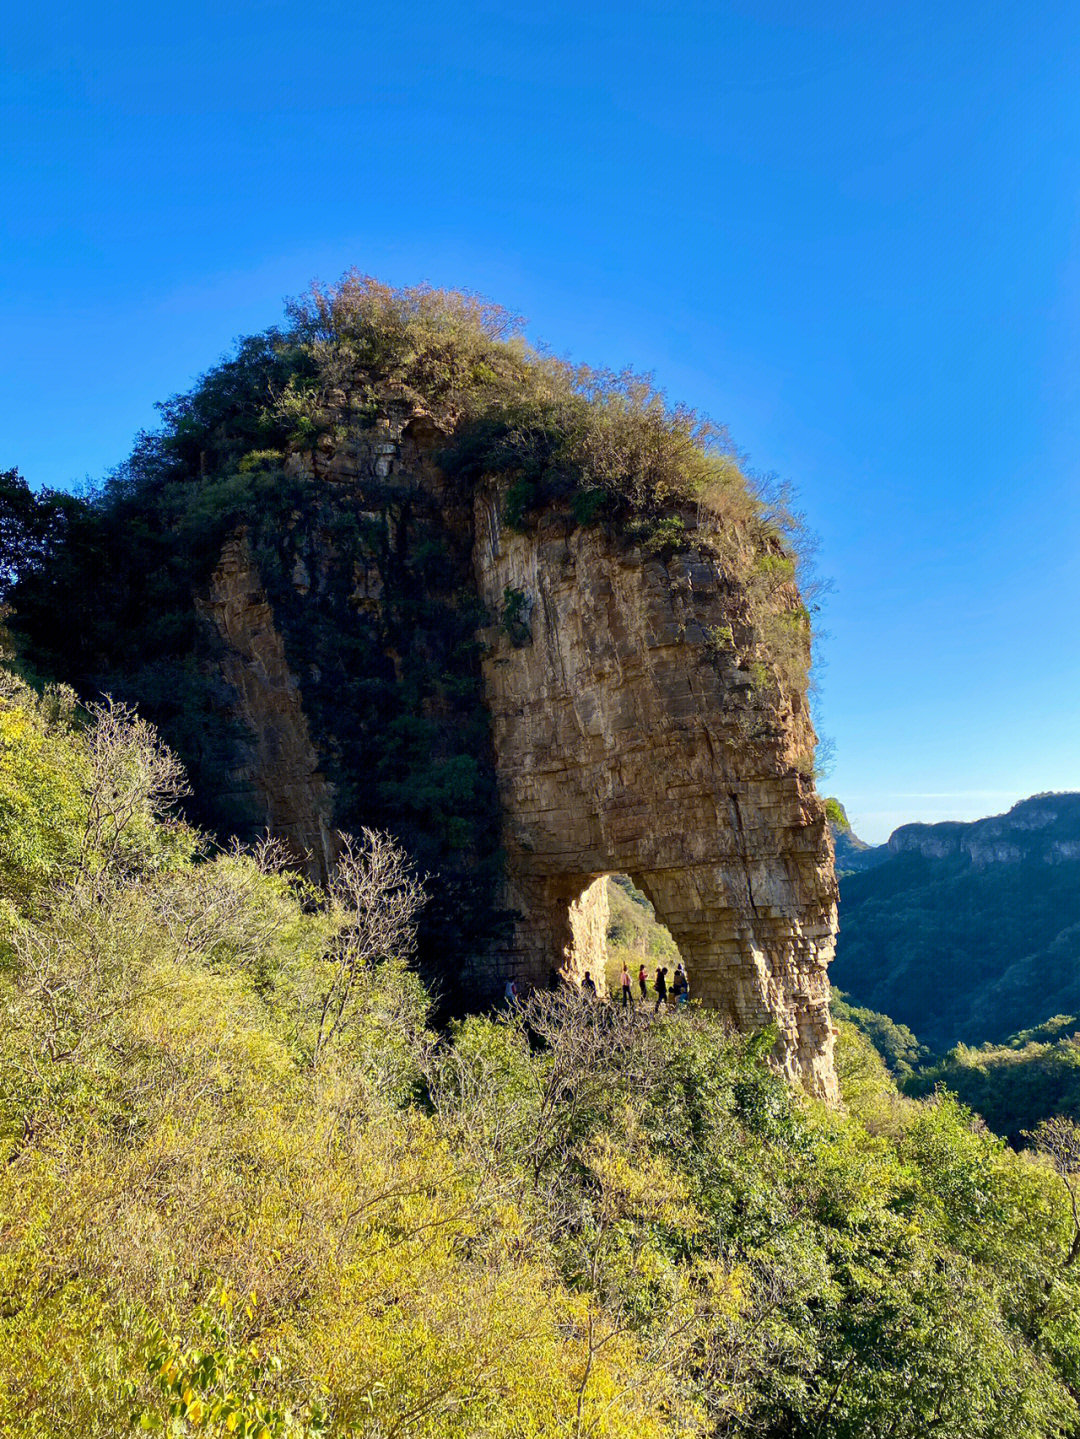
831;795;1080;1050
6;277;1080;1435
7;668;1080;1436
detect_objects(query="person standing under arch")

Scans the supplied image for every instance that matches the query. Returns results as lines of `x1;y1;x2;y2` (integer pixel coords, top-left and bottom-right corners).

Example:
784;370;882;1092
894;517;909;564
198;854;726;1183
674;962;690;1008
654;965;668;1013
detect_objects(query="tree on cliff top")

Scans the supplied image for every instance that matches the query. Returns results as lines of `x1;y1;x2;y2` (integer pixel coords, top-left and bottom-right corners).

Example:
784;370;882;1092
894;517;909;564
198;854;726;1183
0;467;82;600
82;271;796;549
5;273;816;685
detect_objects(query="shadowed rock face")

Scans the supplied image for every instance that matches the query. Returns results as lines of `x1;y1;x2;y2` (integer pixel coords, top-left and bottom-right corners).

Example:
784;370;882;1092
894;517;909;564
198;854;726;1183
196;410;838;1099
195;534;336;882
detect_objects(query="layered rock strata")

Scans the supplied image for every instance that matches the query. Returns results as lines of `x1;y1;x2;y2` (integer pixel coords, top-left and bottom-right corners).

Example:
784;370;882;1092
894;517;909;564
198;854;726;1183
195;409;838;1098
195;534;336;881
474;492;837;1098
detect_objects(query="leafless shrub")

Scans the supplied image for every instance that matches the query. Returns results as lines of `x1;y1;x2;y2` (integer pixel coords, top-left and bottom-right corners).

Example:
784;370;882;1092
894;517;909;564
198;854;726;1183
148;835;313;977
1030;1116;1080;1266
79;696;189;874
519;989;661;1200
310;828;427;1066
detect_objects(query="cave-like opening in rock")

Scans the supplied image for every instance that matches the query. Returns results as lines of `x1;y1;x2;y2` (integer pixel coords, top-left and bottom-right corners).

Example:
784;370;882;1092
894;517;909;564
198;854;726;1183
601;874;683;995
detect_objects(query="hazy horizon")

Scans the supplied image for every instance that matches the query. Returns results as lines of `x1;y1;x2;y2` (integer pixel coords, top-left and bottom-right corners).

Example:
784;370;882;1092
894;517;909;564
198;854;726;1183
839;790;1079;847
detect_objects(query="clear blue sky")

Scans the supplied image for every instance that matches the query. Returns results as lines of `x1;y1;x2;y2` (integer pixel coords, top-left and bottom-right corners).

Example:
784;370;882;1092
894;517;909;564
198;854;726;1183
4;1;1078;841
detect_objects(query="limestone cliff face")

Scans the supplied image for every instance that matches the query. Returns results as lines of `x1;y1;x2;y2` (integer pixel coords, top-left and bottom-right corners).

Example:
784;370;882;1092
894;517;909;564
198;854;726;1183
887;795;1080;867
192;409;838;1098
195;534;336;881
474;492;837;1098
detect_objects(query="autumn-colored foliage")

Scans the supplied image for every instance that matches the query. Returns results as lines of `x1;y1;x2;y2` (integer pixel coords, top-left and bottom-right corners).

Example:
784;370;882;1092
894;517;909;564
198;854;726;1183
3;671;1080;1437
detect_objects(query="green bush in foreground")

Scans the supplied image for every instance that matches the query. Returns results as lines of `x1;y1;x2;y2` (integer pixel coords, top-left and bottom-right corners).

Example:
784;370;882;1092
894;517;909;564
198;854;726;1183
4;670;1080;1437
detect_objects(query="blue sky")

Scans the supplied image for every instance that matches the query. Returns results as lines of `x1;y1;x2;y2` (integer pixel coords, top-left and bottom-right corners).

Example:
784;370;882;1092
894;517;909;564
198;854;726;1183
3;0;1078;841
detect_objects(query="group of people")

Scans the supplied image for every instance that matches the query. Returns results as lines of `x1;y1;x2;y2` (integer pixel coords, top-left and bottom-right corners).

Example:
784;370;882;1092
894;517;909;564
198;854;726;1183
575;962;692;1011
504;960;691;1011
619;960;690;1011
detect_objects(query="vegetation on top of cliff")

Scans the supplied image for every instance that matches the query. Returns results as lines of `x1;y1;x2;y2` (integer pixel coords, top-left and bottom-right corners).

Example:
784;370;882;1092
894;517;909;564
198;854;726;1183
6;668;1080;1438
283;277;819;705
823;797;849;831
248;273;781;538
4;273;815;680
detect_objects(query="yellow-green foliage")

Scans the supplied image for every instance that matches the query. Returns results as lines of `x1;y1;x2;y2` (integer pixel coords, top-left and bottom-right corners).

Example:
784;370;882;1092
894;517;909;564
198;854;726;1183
0;685;85;920
903;1020;1080;1146
0;680;684;1438
4;674;1080;1438
0;868;679;1436
0;674;194;929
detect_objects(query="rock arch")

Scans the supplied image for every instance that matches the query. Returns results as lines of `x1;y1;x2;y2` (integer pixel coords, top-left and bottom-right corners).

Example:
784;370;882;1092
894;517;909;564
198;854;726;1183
191;419;838;1100
475;495;838;1100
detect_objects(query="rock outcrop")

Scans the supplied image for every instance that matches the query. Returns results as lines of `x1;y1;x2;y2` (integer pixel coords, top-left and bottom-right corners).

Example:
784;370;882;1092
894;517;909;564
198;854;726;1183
474;489;837;1097
887;796;1080;867
195;534;336;881
193;411;838;1098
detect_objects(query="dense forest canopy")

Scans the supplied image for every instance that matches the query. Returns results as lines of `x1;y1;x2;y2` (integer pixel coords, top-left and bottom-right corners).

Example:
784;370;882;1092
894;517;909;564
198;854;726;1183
5;666;1080;1436
833;847;1080;1049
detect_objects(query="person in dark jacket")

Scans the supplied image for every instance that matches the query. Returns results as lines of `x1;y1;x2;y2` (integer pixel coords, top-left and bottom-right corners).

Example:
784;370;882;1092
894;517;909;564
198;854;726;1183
654;966;668;1012
674;962;690;1008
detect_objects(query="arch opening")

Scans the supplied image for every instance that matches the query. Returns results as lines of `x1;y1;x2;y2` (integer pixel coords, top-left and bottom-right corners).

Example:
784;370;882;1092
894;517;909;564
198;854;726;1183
602;875;682;996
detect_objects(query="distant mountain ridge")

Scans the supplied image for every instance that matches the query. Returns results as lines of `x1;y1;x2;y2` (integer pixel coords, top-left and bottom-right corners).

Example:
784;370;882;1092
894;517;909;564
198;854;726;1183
886;793;1080;866
830;793;1080;875
830;792;1080;1051
825;799;888;876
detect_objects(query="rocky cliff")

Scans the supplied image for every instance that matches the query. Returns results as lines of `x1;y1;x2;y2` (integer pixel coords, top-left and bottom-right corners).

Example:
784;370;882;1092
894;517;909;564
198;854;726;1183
180;405;837;1095
887;795;1080;866
194;532;336;879
10;278;839;1097
832;793;1080;1049
473;486;836;1095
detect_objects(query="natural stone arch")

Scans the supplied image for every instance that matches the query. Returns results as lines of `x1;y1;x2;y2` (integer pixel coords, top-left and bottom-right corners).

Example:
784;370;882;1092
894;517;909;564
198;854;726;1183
475;494;838;1100
188;418;838;1101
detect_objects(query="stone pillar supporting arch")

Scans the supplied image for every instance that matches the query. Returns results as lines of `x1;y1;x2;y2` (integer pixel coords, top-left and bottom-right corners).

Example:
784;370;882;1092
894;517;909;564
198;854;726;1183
474;496;839;1100
494;871;610;996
